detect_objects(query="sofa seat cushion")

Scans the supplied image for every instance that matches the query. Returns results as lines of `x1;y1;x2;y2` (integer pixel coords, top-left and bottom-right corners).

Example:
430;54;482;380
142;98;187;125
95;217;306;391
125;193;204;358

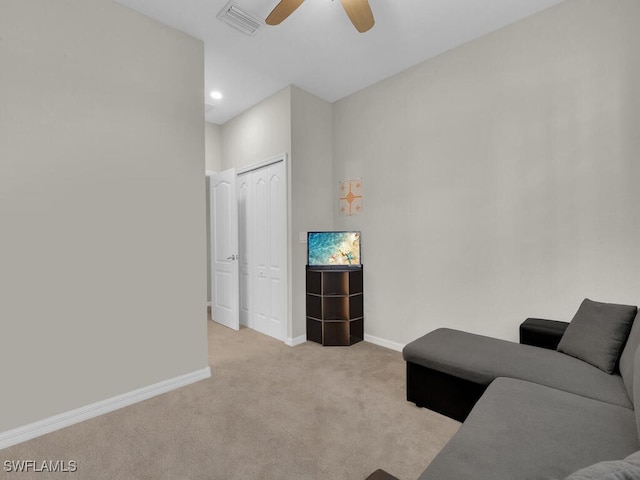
403;328;632;408
419;378;639;480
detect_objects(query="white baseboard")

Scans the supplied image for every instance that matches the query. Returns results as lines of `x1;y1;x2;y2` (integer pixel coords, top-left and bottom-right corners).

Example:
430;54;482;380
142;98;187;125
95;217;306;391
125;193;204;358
364;334;405;352
0;366;211;450
285;335;307;347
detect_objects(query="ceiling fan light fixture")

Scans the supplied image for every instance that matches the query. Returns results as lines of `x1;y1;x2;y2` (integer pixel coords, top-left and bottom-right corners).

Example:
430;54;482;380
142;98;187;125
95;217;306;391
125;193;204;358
339;0;374;33
266;0;374;33
265;0;305;25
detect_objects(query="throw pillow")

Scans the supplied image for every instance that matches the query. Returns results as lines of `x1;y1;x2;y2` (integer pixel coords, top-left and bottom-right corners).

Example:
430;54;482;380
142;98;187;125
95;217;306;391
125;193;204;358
564;459;640;480
557;298;637;374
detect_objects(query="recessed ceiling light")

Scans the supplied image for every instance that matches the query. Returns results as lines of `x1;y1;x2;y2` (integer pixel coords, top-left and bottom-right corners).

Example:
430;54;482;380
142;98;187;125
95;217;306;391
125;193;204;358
210;91;223;100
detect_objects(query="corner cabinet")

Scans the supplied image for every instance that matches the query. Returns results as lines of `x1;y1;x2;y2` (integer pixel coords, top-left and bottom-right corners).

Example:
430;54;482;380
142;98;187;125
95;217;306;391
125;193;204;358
306;267;363;346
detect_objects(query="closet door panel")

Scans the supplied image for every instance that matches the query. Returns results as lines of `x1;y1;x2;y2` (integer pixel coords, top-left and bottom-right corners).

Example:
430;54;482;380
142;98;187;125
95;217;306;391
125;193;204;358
238;176;251;327
238;159;287;341
253;170;270;335
267;164;286;338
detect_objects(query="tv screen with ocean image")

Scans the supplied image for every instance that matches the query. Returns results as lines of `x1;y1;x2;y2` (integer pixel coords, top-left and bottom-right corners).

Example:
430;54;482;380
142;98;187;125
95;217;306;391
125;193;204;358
307;231;361;267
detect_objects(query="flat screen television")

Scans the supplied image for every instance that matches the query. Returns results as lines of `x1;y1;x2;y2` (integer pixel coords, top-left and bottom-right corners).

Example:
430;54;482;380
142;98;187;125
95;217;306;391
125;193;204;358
307;231;361;269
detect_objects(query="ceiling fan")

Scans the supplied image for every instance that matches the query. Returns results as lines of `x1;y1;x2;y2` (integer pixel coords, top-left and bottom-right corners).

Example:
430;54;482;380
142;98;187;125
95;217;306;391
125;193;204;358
266;0;375;33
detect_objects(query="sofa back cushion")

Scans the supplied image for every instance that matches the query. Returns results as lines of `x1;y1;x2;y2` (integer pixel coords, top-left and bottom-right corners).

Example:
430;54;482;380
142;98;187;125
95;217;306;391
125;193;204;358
620;311;640;404
557;299;636;374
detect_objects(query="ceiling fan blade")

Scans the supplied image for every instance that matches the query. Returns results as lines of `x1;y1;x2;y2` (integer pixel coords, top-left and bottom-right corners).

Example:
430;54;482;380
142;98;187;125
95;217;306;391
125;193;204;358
340;0;375;33
265;0;305;25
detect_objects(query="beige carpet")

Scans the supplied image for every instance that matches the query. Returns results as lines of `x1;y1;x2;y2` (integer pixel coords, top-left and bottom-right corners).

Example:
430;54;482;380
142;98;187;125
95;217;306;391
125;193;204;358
0;321;459;480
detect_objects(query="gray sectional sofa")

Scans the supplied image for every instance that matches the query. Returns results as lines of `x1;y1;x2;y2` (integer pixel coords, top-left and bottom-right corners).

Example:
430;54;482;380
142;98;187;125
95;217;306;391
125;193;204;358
401;299;640;480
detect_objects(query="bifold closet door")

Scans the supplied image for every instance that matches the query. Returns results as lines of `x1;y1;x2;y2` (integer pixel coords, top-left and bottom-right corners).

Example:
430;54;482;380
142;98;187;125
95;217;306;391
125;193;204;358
238;161;286;341
238;174;251;328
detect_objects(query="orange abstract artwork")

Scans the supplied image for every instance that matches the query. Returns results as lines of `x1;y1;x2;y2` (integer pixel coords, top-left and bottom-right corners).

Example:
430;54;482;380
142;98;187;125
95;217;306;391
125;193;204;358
339;179;363;216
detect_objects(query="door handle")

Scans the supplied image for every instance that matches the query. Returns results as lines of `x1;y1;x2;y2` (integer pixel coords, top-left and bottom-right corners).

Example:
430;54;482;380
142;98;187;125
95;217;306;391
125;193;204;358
226;254;238;261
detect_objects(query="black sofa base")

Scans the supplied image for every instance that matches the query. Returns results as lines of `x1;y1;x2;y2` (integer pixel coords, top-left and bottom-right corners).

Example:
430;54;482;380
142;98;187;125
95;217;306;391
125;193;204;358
519;318;569;350
406;362;487;422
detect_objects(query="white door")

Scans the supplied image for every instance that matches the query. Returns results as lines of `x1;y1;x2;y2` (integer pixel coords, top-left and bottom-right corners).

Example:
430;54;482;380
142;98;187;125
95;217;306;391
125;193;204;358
264;162;286;340
237;160;287;341
253;168;270;336
210;168;239;330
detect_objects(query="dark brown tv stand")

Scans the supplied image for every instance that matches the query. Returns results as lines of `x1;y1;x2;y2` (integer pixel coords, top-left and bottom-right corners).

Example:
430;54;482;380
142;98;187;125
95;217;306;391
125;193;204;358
306;266;363;346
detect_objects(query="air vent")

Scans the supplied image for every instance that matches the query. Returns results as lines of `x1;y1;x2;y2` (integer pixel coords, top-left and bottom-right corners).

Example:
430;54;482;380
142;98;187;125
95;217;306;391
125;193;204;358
217;1;264;36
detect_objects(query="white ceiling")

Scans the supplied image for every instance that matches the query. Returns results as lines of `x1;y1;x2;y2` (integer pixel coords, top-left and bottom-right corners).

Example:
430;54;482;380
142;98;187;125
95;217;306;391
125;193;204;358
114;0;565;125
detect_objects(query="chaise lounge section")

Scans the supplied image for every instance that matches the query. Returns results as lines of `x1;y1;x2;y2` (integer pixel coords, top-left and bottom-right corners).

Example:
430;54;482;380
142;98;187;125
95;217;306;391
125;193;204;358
401;298;640;480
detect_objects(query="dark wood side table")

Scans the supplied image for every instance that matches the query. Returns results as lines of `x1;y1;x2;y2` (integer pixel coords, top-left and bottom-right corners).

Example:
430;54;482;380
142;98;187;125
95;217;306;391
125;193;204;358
306;267;363;346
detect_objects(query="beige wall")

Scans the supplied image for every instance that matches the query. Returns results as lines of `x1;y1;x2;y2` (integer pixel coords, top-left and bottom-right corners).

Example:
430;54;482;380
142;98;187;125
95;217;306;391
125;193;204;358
0;0;207;432
290;87;333;338
221;87;292;171
333;0;640;345
205;122;223;173
204;122;222;302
